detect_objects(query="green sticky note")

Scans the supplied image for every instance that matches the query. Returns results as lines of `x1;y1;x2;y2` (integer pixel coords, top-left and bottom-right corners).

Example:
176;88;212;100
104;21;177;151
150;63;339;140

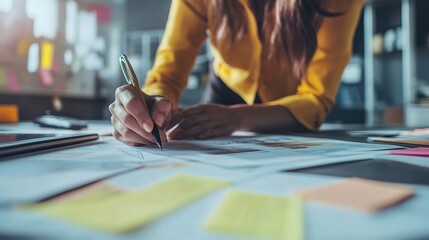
22;174;230;233
0;68;7;89
206;190;304;240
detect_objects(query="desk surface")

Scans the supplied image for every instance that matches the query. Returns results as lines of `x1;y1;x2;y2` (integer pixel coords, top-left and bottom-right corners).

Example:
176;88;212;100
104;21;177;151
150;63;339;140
1;122;429;240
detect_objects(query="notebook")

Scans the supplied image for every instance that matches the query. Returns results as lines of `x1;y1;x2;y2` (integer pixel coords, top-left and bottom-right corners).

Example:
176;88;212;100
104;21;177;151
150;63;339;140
0;133;99;159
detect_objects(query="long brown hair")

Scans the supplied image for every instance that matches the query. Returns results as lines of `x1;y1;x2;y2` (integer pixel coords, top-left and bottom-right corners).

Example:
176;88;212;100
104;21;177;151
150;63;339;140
210;0;340;79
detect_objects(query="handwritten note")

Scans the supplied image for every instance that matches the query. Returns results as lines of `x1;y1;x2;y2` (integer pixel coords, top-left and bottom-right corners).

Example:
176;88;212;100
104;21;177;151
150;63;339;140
22;174;229;233
206;190;303;240
296;178;414;212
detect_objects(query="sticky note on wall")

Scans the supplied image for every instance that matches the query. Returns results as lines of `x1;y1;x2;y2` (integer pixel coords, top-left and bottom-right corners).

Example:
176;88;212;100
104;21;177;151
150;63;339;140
17;37;32;56
0;68;7;89
90;4;112;25
41;41;55;70
39;69;54;87
6;71;20;93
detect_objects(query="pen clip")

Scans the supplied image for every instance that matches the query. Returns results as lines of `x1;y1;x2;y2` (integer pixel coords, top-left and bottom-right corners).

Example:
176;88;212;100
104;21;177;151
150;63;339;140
119;53;150;113
119;53;139;88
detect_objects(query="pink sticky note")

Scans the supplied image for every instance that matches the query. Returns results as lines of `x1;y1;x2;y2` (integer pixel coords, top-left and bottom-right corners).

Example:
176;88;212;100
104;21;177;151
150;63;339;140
39;69;54;87
390;148;429;157
52;55;61;73
90;4;112;25
59;81;66;91
6;71;21;93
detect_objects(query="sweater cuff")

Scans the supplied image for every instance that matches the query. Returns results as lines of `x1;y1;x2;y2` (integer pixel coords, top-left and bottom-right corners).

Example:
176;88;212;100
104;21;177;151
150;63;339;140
266;94;331;131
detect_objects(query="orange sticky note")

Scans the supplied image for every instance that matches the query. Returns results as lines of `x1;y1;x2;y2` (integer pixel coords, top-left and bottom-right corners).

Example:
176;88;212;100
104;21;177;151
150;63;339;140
0;105;19;123
41;41;55;70
296;178;414;212
17;37;32;56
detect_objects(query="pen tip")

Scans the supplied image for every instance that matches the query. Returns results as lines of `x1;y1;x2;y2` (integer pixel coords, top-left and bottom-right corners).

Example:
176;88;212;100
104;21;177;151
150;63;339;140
157;142;163;151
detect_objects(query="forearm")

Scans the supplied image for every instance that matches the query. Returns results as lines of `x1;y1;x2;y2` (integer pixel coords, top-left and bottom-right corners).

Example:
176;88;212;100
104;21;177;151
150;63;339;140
230;104;307;134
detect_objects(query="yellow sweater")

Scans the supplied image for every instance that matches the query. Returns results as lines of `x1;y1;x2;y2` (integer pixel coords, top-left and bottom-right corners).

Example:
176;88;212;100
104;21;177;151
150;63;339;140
143;0;364;130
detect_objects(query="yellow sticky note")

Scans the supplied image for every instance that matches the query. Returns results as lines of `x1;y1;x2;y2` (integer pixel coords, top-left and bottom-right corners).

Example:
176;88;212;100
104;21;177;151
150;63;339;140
206;190;303;240
22;174;229;233
41;41;55;70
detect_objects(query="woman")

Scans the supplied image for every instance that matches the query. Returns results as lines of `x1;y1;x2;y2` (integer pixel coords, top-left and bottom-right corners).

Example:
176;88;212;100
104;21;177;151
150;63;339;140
109;0;363;146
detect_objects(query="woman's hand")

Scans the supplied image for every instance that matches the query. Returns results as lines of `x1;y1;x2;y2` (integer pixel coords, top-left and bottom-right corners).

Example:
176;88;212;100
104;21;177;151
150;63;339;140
109;85;171;146
168;104;242;140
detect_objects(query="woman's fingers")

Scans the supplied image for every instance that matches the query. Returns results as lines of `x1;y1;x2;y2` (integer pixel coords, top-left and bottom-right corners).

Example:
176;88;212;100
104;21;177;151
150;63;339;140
115;85;154;132
170;116;221;140
109;101;156;144
169;122;207;139
111;116;156;144
198;123;232;139
150;96;172;128
109;85;173;146
168;105;206;129
168;108;185;129
113;130;142;146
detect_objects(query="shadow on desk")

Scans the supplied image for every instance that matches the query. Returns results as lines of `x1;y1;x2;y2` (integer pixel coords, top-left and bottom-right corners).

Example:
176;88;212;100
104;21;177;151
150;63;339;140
290;159;429;186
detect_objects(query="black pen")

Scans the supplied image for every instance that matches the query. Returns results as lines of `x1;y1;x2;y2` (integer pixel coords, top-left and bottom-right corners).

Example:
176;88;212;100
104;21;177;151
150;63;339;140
119;53;163;151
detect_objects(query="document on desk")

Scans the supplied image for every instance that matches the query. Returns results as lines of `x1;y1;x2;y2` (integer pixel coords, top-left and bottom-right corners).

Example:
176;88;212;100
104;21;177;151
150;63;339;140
0;158;144;204
368;137;429;147
132;135;400;168
0;134;398;203
0;138;159;203
21;174;230;233
206;189;303;240
105;161;252;190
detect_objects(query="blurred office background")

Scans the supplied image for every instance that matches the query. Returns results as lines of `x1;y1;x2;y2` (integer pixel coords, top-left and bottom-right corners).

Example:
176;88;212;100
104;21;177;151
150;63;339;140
0;0;428;127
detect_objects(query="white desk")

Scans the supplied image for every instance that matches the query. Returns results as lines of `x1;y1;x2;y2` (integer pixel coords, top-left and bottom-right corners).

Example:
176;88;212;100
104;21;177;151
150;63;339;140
1;122;429;240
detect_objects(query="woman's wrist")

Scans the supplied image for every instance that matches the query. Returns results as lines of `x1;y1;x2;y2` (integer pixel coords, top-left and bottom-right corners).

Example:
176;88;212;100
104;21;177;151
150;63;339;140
228;104;305;133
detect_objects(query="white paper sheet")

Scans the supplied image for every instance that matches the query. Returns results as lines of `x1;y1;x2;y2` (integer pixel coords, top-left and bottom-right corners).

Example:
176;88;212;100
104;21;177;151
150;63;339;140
0;133;399;204
124;135;401;168
0;137;163;204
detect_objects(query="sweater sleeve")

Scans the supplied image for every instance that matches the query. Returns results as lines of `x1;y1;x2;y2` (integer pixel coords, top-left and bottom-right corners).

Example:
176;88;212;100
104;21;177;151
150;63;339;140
142;0;208;109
